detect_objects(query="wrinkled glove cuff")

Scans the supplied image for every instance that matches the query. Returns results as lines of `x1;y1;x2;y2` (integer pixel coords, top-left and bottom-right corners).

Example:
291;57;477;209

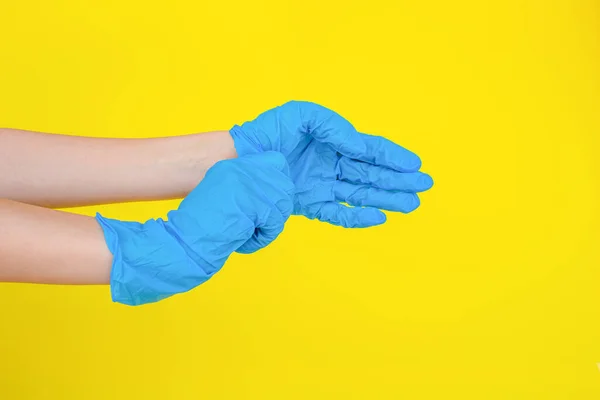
95;213;213;306
229;124;263;156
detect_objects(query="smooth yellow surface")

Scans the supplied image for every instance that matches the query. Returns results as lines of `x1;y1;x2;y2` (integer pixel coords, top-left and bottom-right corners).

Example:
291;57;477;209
1;0;599;398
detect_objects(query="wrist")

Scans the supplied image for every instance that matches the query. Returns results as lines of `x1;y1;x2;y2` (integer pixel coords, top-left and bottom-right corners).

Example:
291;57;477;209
144;131;237;200
185;130;237;188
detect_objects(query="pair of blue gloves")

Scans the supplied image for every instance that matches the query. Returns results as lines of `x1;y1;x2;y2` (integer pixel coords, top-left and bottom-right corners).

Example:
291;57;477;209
97;101;434;305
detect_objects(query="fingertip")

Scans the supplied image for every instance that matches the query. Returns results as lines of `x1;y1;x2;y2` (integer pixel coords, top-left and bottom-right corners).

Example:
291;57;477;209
402;194;420;213
356;207;387;228
367;208;387;226
402;154;422;172
419;173;434;191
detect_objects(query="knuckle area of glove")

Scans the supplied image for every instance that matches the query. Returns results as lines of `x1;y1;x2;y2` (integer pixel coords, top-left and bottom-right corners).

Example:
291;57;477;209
272;197;293;219
259;195;291;225
344;187;369;206
296;181;335;206
252;206;282;231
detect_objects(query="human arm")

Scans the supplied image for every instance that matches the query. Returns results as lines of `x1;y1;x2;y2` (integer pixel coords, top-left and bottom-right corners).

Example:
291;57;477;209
96;151;294;305
0;153;294;306
0;198;112;284
0;128;236;208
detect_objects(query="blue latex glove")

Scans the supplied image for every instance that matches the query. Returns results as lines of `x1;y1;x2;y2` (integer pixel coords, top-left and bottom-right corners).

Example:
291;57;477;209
230;101;434;228
96;152;294;306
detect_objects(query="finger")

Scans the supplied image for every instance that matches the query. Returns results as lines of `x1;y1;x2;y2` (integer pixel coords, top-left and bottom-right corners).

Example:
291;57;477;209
236;208;286;254
294;101;374;163
338;157;434;192
334;181;420;213
358;133;422;172
314;202;386;228
294;101;423;172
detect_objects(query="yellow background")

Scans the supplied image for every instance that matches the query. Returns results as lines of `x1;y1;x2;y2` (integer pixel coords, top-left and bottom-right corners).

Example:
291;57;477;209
1;0;599;398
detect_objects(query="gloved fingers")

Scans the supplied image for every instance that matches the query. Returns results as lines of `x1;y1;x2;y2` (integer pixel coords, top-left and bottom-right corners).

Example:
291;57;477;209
356;133;422;172
289;101;422;172
236;208;287;254
292;101;371;161
334;181;420;213
337;157;434;192
314;202;386;228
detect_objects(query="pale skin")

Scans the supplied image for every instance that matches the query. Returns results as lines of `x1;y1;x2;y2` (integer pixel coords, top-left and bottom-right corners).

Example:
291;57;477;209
0;128;237;284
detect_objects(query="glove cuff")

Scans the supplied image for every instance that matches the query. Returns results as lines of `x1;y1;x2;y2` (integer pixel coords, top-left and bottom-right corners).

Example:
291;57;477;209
95;213;212;306
229;124;263;156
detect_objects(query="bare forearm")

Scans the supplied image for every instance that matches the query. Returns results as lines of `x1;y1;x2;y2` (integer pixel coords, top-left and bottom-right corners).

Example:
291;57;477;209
0;199;112;284
0;128;237;208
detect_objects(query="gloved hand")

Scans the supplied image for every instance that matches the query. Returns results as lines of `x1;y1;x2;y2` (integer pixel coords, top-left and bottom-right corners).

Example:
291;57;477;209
230;101;434;228
96;152;294;306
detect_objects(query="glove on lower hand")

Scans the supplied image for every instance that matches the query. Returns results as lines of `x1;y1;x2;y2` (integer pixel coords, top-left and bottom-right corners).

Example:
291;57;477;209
96;152;294;306
230;101;434;228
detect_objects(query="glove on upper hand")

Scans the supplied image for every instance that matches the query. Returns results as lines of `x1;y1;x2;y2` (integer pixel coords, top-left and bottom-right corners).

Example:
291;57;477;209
230;101;434;228
96;152;294;306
